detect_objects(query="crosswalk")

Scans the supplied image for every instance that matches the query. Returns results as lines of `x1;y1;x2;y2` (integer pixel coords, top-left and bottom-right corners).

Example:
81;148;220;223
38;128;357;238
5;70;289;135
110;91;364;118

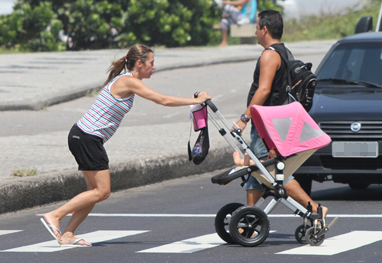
1;230;149;253
2;229;381;255
277;231;382;256
1;214;381;254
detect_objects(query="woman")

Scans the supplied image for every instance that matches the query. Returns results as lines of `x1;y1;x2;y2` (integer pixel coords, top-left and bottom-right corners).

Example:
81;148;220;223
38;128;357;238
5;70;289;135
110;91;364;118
40;44;211;247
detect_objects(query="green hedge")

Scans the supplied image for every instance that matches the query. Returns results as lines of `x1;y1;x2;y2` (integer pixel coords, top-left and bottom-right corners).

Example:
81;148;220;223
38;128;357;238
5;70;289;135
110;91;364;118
0;1;65;51
0;0;283;52
0;0;223;51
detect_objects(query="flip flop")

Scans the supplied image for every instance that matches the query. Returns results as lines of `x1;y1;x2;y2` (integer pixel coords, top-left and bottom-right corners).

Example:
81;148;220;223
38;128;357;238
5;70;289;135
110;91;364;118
60;238;92;247
40;218;61;242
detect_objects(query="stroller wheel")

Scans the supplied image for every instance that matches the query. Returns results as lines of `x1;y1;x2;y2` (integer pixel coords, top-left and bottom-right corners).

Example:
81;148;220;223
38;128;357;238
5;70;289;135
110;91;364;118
295;224;311;244
305;226;325;246
215;202;244;244
229;206;270;247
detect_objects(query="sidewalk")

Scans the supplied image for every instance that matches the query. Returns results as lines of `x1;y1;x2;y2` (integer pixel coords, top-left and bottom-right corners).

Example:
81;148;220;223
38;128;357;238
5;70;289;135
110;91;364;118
0;41;335;214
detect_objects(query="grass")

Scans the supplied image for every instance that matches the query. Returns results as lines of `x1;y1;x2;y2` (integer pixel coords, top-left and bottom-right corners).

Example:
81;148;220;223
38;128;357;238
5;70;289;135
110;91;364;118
85;88;102;97
282;0;380;42
11;168;37;177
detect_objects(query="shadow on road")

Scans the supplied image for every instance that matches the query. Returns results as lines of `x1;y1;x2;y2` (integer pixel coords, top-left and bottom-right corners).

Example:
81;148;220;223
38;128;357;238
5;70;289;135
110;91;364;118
311;185;382;201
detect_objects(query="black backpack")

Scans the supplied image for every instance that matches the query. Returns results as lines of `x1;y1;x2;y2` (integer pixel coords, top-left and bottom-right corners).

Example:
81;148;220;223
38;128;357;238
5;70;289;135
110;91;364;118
269;46;317;112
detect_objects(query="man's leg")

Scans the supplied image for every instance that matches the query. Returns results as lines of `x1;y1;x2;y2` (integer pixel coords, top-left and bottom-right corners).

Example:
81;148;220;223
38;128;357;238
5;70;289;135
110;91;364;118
284;178;328;218
245;126;269;205
247;189;264;206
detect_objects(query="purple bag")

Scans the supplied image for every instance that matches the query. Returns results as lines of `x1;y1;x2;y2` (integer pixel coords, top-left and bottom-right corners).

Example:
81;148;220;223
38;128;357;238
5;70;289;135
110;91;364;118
192;106;207;131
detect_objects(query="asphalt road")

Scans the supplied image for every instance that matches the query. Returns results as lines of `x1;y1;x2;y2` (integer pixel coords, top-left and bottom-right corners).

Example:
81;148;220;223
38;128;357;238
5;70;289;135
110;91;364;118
2;51;381;262
0;169;381;263
0;53;325;137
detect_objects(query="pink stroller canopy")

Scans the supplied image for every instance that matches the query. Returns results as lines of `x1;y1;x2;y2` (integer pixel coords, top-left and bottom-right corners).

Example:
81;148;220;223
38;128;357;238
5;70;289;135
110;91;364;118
250;102;331;157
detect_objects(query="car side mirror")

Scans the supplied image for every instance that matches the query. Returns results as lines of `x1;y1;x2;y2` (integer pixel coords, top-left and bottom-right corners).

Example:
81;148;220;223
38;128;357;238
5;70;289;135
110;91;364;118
355;16;373;34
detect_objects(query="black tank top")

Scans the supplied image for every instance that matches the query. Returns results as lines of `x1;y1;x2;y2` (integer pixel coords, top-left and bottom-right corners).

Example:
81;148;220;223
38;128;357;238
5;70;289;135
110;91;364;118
247;43;289;107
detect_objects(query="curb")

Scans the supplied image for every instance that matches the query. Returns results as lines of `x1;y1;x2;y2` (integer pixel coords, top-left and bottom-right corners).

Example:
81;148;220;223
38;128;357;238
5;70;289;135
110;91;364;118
0;146;234;214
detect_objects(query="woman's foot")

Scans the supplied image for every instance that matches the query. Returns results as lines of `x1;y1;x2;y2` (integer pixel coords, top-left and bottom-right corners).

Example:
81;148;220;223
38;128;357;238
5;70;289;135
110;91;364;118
42;213;61;240
60;233;92;247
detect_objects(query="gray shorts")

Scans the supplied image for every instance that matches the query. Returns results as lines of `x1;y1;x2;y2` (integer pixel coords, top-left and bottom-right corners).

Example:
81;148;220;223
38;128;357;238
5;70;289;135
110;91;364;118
244;126;294;191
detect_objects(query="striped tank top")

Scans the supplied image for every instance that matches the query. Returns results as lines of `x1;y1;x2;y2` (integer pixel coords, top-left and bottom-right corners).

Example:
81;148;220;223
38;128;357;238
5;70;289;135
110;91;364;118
77;72;134;142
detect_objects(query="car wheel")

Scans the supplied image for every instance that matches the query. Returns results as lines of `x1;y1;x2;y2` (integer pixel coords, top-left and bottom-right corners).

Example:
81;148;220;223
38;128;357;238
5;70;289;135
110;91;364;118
348;182;370;190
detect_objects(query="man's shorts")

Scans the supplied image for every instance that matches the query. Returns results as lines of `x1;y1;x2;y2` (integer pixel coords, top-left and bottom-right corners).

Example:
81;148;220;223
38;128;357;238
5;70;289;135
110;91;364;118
244;126;294;191
68;124;109;171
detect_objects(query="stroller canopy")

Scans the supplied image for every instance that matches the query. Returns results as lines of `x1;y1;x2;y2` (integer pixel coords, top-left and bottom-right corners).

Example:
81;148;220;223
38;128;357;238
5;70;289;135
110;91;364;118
250;102;331;157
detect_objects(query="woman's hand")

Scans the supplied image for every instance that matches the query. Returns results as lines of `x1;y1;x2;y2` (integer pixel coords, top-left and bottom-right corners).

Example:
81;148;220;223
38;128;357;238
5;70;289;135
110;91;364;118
194;91;211;104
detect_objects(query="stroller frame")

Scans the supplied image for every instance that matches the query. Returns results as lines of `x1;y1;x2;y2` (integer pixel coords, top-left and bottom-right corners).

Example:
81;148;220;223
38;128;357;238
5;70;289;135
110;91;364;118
204;100;338;247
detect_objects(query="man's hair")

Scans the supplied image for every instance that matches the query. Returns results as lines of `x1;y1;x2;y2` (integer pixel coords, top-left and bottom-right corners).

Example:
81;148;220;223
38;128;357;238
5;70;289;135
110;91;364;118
258;10;283;40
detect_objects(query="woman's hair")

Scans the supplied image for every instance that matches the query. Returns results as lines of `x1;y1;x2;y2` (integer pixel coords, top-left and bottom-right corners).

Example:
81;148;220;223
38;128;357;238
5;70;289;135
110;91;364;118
103;44;154;87
258;10;283;40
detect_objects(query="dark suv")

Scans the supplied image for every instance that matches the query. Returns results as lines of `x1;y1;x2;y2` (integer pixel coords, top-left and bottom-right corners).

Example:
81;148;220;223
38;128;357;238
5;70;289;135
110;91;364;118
294;28;382;194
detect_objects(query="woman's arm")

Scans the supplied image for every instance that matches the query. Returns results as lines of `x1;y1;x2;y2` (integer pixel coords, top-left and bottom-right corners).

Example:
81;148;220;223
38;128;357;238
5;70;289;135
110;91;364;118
112;75;211;106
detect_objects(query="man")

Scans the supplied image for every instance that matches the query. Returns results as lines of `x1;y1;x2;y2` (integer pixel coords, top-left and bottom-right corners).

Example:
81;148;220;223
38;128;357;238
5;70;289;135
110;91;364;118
235;10;327;217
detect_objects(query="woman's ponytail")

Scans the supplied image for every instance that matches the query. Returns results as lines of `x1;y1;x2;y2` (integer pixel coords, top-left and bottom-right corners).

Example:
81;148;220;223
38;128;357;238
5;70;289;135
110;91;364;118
103;44;153;87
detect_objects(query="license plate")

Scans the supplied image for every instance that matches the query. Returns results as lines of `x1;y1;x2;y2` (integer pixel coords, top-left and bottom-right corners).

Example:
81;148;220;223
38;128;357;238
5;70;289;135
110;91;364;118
332;142;378;158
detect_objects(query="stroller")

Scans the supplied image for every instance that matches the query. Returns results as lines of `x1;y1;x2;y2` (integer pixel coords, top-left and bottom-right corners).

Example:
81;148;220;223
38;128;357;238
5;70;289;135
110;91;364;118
197;99;338;247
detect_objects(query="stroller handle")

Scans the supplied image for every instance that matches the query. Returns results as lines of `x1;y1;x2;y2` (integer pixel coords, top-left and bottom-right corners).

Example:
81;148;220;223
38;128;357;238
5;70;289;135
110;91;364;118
194;92;218;112
205;100;218;112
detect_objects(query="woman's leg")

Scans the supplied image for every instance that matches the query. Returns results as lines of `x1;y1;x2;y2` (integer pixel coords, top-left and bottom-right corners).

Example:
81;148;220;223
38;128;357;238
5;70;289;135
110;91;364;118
44;169;111;245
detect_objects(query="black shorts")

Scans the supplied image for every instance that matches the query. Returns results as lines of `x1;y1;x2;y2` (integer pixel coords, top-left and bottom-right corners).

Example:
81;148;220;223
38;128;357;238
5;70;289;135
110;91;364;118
68;124;109;171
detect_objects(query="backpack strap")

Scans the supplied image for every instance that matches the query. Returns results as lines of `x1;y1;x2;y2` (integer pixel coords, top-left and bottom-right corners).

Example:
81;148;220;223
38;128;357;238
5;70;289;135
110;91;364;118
266;45;296;103
267;46;294;63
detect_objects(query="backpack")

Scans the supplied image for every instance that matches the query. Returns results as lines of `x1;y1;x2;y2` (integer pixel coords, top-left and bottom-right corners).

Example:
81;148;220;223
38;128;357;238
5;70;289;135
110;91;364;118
269;46;317;112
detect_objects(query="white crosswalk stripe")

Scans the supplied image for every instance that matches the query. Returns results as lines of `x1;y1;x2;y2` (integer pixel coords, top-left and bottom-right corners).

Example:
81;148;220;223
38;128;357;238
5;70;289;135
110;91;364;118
1;230;149;253
277;231;382;255
137;233;225;253
0;230;22;236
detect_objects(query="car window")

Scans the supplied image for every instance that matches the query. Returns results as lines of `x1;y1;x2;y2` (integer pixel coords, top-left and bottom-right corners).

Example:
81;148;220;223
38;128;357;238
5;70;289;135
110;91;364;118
317;42;382;84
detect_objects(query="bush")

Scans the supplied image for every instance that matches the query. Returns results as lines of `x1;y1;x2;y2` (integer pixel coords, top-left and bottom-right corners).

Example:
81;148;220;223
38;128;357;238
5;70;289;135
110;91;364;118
0;1;66;51
0;0;223;51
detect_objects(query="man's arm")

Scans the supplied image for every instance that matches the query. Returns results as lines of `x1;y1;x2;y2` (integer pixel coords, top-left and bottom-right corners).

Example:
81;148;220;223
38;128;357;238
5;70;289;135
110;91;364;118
236;50;281;131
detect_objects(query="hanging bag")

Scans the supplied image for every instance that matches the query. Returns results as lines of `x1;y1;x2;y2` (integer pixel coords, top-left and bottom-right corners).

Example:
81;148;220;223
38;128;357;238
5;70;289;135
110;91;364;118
188;104;210;165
